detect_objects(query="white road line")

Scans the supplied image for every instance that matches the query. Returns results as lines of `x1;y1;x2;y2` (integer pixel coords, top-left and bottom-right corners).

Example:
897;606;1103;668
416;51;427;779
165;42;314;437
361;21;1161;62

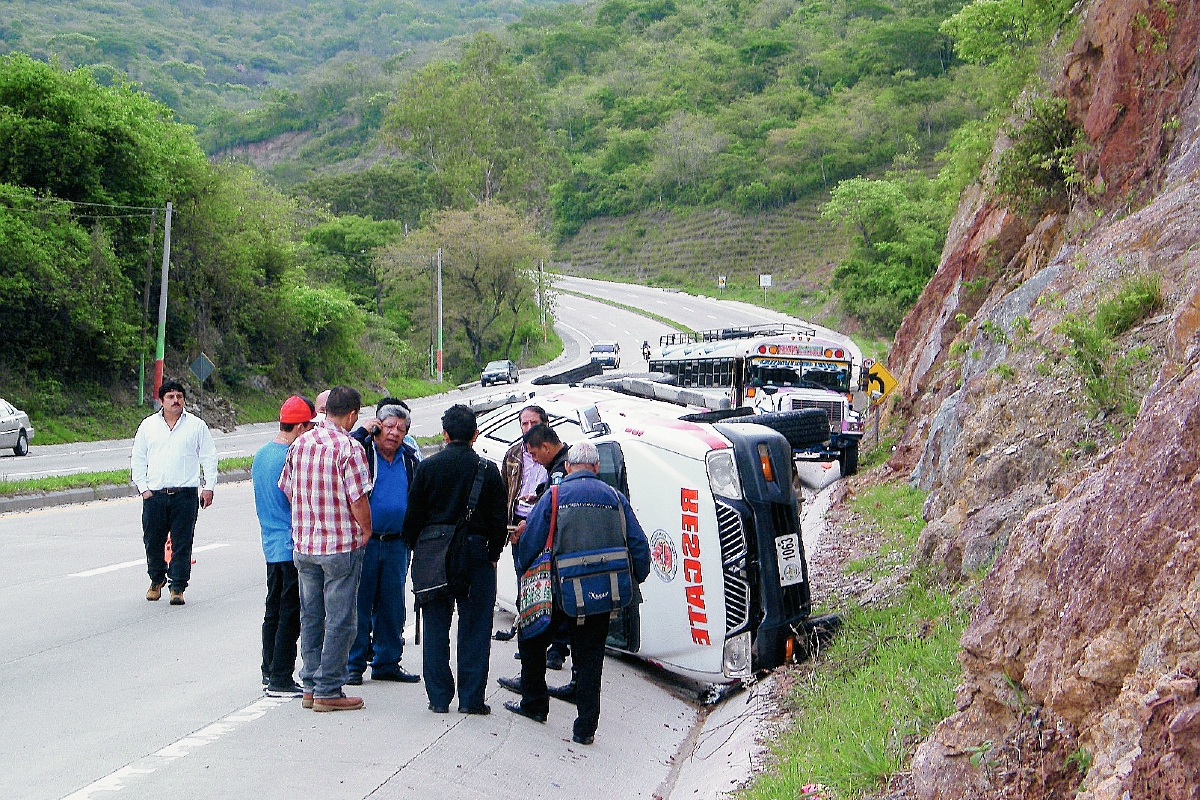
69;543;231;577
62;695;293;800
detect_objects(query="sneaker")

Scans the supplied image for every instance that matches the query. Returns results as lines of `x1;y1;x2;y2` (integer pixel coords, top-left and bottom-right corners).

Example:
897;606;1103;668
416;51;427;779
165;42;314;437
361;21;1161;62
372;668;420;683
169;590;185;605
265;682;304;698
546;649;566;670
345;673;363;686
146;580;166;601
302;692;314;709
312;694;364;712
503;700;547;724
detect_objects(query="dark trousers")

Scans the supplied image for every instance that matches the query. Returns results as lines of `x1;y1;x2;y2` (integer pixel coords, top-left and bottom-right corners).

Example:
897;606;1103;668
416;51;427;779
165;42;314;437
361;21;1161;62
518;607;609;739
420;554;497;711
142;490;199;592
262;561;301;686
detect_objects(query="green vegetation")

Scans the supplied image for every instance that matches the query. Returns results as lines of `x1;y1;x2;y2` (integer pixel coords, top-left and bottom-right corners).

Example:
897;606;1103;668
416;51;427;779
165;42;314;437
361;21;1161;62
1055;275;1162;417
745;483;972;799
994;95;1085;214
0;456;253;497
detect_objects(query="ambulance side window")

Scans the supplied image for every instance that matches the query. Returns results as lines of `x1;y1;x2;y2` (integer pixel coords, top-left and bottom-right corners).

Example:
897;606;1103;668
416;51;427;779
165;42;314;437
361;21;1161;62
595;442;628;496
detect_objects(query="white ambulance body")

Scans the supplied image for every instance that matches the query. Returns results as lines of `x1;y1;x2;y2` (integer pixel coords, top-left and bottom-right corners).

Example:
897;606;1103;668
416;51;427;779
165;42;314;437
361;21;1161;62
474;386;813;685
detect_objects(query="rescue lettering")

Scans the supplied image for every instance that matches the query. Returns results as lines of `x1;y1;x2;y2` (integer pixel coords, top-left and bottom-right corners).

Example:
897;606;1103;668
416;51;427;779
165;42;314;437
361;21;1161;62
681;488;709;646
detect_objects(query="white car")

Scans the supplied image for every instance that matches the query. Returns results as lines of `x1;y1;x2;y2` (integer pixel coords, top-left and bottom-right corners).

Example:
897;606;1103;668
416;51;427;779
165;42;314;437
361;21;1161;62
0;398;34;456
588;342;620;369
475;384;816;685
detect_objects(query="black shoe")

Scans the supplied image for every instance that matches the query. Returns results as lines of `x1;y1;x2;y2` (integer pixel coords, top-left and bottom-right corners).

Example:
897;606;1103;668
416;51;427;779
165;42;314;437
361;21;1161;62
504;700;547;723
547;681;577;703
493;626;516;641
460;703;491;715
572;733;595;745
428;703;449;714
546;650;566;670
345;673;364;686
497;675;522;694
265;681;304;698
372;668;420;683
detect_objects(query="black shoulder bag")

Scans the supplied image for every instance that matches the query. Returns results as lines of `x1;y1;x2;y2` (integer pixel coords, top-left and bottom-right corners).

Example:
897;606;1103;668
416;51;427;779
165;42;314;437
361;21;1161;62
410;458;486;607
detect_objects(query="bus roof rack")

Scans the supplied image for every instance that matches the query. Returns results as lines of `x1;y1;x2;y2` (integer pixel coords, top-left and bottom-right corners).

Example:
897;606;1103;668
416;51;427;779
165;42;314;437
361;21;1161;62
659;322;818;347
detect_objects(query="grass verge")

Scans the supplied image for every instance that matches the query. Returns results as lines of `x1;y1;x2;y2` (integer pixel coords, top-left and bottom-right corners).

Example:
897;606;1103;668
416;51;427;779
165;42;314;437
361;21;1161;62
743;482;972;799
0;456;254;497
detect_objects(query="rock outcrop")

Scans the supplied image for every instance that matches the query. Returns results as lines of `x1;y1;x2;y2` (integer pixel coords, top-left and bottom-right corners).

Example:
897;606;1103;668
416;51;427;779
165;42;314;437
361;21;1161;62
885;0;1200;795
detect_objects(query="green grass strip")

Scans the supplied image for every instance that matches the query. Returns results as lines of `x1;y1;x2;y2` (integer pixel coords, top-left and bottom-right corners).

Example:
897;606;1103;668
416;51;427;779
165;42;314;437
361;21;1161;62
0;456;255;497
555;287;694;334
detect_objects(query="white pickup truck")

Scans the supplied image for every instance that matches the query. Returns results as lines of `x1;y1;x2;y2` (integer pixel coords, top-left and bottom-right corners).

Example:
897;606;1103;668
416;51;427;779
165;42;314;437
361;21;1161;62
474;383;824;686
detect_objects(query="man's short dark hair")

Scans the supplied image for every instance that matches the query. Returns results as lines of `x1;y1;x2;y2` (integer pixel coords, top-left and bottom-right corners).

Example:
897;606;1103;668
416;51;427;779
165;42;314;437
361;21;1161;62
523;423;561;449
520;404;549;425
442;404;477;443
325;386;361;417
158;380;186;400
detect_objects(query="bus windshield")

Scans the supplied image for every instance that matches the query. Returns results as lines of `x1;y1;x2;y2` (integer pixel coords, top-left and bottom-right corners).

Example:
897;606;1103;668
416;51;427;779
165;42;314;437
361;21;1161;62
748;358;852;392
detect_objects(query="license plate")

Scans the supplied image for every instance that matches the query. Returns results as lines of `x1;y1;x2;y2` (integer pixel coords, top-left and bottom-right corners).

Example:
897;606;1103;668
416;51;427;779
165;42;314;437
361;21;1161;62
775;533;805;587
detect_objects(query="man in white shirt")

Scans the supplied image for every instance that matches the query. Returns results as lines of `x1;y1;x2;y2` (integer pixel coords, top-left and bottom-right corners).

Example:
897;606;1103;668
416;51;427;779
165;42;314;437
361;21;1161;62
131;380;218;606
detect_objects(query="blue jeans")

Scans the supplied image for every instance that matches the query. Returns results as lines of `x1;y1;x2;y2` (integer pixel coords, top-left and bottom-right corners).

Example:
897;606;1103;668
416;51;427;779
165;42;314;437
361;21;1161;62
295;548;364;699
420;539;496;711
348;537;411;677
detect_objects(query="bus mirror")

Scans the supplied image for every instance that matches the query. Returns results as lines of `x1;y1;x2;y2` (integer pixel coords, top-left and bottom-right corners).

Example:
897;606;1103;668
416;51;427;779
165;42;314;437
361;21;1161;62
851;391;869;412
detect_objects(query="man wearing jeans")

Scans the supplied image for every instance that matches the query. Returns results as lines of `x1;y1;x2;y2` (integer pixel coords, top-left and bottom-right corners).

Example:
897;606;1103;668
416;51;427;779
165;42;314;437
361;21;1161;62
131;379;217;606
278;386;373;712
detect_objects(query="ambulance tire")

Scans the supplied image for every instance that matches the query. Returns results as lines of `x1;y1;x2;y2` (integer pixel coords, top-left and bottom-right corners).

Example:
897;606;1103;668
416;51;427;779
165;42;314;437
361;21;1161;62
838;442;859;477
723;408;830;448
679;407;755;424
532;361;605;385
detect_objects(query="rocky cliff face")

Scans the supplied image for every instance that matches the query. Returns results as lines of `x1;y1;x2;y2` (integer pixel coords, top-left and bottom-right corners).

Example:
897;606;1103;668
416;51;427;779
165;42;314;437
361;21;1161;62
884;0;1200;796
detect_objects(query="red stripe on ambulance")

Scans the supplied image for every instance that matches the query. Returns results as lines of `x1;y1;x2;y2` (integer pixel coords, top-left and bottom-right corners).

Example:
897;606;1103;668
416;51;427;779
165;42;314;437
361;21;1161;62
681;488;710;646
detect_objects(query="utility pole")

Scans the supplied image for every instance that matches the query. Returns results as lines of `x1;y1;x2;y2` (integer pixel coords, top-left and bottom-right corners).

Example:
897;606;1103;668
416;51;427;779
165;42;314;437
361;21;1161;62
429;254;436;378
436;247;444;383
138;208;157;406
539;260;547;342
152;201;172;405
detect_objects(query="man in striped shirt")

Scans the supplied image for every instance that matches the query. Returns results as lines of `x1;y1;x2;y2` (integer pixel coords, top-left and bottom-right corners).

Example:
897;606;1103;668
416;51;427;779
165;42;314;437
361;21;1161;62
278;385;373;712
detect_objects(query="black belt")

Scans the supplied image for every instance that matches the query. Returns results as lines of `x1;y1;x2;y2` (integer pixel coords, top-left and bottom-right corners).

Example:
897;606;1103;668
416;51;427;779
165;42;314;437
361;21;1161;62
376;532;404;542
152;487;197;496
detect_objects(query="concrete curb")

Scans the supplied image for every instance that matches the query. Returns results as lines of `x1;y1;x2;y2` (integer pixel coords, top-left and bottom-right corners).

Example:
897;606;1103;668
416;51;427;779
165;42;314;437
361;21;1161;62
0;468;253;515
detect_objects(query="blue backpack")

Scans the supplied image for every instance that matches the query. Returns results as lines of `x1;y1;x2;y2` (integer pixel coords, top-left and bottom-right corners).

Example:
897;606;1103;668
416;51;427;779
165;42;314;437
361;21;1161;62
551;482;635;622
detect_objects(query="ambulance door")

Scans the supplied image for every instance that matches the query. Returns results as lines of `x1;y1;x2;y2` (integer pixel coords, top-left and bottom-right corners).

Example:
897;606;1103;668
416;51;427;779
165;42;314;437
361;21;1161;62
595;441;640;653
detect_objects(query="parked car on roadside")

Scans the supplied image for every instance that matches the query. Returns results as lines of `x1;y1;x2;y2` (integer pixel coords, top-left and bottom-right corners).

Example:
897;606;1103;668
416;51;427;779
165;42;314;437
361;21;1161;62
0;398;34;456
589;341;621;369
480;359;519;387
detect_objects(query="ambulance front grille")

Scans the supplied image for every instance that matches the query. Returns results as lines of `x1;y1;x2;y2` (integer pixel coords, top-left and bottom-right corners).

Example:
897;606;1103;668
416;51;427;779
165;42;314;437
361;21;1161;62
715;502;751;635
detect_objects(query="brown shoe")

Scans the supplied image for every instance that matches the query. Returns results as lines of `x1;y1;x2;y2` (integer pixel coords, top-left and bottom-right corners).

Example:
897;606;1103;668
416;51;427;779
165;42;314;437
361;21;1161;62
146;580;165;601
302;692;314;709
312;695;364;712
169;590;185;605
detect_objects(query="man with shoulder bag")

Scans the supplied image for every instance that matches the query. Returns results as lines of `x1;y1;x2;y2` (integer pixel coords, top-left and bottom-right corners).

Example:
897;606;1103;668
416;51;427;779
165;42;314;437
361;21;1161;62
507;441;651;745
402;404;507;715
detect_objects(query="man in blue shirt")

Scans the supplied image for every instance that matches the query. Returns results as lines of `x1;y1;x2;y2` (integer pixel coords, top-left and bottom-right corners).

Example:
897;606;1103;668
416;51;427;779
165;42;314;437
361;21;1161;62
347;399;422;684
252;395;316;696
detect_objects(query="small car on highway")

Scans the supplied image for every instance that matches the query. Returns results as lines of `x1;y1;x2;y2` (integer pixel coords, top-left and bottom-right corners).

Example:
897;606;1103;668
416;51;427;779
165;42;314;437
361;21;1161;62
0;398;34;456
589;342;621;369
480;359;519;387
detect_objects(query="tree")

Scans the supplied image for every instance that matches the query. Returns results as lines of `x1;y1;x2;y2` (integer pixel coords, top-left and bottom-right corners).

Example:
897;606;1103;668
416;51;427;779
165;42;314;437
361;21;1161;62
377;203;548;371
302;215;405;314
651;112;728;197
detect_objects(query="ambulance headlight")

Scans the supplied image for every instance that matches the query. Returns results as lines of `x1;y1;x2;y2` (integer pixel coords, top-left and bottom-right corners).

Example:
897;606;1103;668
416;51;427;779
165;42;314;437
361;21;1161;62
722;631;753;679
706;450;743;500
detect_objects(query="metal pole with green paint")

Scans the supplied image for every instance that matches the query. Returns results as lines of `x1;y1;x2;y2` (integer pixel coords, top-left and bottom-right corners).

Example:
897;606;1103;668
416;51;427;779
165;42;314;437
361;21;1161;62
152;202;172;404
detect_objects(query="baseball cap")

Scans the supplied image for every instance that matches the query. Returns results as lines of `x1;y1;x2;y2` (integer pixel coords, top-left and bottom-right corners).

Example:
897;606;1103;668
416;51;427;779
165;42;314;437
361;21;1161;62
280;395;315;424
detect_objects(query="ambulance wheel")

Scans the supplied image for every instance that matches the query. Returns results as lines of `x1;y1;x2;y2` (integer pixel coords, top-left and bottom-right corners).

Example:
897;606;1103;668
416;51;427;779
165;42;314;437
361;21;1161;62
725;408;830;448
838;442;859;476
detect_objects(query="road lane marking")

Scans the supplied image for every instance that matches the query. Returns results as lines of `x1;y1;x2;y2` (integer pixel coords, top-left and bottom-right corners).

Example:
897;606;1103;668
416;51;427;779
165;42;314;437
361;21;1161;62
69;543;231;577
62;695;293;800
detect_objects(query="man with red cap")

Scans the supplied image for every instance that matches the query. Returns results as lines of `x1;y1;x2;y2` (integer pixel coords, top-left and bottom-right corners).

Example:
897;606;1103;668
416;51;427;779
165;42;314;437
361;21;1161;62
252;395;316;696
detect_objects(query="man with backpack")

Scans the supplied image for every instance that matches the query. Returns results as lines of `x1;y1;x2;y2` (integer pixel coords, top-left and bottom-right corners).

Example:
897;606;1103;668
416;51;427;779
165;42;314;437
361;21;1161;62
505;442;651;745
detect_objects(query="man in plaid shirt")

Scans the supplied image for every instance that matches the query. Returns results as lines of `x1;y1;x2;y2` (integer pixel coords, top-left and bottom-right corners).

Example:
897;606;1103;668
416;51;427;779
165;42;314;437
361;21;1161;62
279;385;373;712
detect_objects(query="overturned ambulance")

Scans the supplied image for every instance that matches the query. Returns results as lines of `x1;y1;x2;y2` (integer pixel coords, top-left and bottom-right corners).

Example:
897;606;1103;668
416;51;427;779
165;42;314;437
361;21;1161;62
473;382;822;685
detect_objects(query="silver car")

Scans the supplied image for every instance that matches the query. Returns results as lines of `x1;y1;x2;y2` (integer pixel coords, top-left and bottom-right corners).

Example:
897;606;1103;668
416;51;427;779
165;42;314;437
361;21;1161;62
0;398;34;456
480;359;519;387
